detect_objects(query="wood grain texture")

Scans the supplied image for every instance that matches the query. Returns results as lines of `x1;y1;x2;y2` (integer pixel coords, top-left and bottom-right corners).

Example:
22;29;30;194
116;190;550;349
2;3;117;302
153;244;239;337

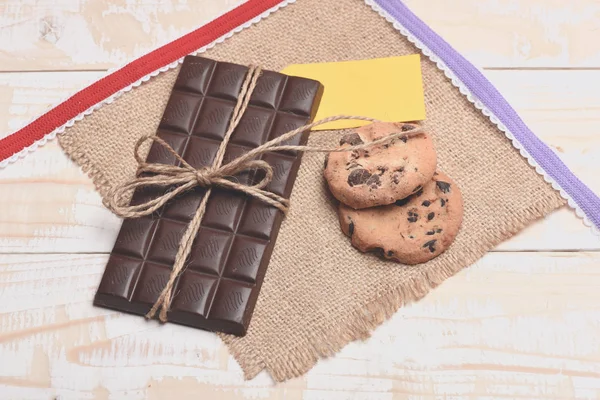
486;69;600;251
1;252;600;399
1;0;600;398
2;0;600;71
0;71;103;139
1;70;598;253
0;0;245;72
403;0;600;68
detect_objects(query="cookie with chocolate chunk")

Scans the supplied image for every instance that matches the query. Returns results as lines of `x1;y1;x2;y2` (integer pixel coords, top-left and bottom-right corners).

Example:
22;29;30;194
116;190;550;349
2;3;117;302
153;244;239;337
338;171;463;265
324;122;437;209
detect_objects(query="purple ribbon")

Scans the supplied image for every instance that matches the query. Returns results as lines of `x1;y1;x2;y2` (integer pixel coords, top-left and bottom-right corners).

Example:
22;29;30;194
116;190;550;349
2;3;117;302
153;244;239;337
371;0;600;232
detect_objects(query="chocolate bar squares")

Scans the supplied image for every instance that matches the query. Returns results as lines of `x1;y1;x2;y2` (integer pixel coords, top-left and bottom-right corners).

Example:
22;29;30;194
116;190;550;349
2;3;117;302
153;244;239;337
94;56;323;336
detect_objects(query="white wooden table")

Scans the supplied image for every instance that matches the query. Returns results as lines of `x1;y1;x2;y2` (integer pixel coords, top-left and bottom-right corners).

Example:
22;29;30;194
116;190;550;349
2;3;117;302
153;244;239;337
1;1;600;398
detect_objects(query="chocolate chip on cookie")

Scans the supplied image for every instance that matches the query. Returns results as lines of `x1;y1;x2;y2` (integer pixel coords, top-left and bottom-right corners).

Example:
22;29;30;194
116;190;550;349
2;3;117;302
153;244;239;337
347;169;371;186
423;240;437;253
339;132;364;146
324;122;437;209
436;181;451;193
338;171;463;265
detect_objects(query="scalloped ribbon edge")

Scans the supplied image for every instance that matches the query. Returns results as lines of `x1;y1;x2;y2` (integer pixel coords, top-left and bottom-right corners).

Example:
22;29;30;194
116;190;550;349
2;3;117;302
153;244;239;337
2;0;596;238
0;0;296;169
365;0;599;237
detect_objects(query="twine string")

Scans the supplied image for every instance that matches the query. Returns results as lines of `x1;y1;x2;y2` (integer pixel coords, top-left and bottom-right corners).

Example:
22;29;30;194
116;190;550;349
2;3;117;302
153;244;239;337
107;65;424;322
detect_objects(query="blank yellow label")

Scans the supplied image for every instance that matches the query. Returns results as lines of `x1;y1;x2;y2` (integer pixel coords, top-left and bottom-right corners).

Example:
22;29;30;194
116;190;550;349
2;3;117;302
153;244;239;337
280;54;426;131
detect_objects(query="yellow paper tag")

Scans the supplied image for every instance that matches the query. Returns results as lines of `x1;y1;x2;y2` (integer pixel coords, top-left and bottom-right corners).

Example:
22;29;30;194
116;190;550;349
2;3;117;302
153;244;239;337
280;55;426;131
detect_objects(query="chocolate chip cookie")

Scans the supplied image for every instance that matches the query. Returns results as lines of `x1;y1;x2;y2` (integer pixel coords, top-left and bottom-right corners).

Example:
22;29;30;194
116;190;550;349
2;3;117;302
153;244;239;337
324;122;437;209
338;171;463;265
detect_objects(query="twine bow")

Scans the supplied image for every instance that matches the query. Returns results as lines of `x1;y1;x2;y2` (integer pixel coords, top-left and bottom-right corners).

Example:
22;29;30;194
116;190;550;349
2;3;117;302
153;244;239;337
108;134;292;216
107;65;424;322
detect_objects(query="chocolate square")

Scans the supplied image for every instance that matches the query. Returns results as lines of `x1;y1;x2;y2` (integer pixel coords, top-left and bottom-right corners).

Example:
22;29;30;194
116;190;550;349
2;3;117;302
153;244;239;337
94;55;323;336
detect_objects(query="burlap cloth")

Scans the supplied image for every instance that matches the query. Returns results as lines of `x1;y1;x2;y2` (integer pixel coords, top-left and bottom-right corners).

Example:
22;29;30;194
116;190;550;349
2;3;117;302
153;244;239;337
58;0;565;382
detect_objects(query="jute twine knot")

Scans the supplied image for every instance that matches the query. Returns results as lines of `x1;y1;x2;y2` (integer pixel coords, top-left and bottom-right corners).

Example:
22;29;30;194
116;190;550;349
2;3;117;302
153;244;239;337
194;168;212;187
107;65;425;323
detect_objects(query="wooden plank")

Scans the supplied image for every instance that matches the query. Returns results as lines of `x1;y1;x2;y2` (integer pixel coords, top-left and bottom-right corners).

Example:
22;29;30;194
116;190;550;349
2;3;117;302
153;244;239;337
0;69;598;253
0;72;121;254
1;1;598;398
0;0;244;72
0;141;122;254
403;0;600;68
1;252;600;398
486;69;600;250
1;0;600;71
0;71;103;139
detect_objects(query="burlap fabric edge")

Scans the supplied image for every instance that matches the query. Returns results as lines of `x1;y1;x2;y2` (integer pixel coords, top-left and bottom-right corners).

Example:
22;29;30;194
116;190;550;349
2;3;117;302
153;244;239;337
220;195;562;380
59;125;563;381
57;0;566;383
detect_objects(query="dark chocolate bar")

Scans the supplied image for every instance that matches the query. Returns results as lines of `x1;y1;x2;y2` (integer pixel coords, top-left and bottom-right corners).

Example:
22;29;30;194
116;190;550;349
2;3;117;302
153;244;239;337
94;56;323;336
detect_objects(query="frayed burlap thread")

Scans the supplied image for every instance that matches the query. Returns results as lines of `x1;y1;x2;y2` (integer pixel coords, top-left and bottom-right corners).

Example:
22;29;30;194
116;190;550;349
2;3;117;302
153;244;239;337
58;0;565;382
